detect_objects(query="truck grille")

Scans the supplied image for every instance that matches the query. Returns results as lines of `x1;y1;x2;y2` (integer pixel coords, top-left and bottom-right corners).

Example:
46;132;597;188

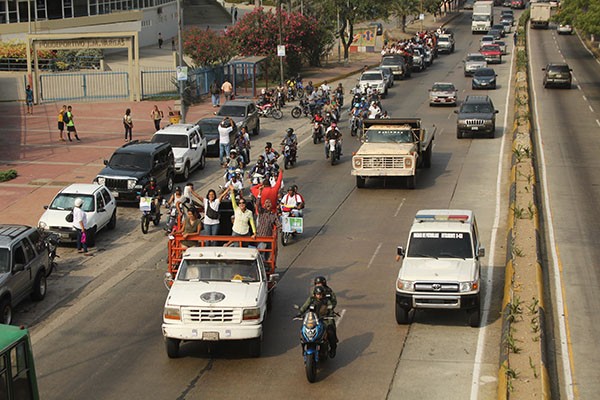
465;119;486;126
104;178;128;190
182;307;241;324
414;282;459;292
362;156;405;169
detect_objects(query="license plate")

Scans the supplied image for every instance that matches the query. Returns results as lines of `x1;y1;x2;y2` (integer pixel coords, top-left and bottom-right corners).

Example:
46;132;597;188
471;127;479;130
60;233;70;239
202;332;219;341
112;191;119;198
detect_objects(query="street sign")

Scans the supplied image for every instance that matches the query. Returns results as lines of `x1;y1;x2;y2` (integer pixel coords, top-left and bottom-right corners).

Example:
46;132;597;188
419;13;425;20
176;66;188;81
277;45;286;57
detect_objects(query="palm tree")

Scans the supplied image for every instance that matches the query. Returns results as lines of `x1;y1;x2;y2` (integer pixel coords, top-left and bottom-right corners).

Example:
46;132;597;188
391;0;419;32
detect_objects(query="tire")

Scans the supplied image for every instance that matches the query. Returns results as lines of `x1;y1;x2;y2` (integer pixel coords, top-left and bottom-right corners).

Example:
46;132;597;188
86;227;96;247
291;107;302;119
469;307;481;327
166;174;174;193
457;129;463;139
423;145;432;168
31;271;47;301
249;336;262;358
406;174;416;189
313;135;318;144
153;212;161;226
488;130;495;139
0;299;12;325
182;163;190;181
296;87;305;98
351;125;357;137
305;353;317;383
107;210;117;230
272;109;283;120
165;338;180;358
395;302;409;324
253;120;260;136
356;176;366;188
281;232;290;246
141;214;150;234
331;151;336;166
198;152;206;170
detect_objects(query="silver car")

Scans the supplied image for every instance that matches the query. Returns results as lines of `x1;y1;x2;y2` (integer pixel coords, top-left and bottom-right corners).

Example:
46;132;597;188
429;82;457;106
495;41;507;55
502;21;511;34
0;225;49;324
464;53;488;76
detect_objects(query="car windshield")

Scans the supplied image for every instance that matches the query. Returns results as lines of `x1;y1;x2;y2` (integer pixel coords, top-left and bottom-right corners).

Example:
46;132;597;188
481;36;494;42
473;15;489;21
432;84;455;92
482;45;499;52
361;73;382;81
467;55;486;62
108;152;150;170
197;121;220;136
461;103;494;113
0;249;9;274
50;194;94;212
413;48;423;56
177;258;260;282
407;232;473;259
438;37;450;42
364;128;414;144
474;69;494;77
502;21;510;25
548;65;570;73
217;105;246;118
151;134;188;149
496;41;505;46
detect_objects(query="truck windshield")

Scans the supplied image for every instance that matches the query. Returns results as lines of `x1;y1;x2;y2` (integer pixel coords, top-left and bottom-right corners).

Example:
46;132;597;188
217;105;246;118
0;249;9;273
407;232;473;259
151;134;188;149
361;73;381;81
473;15;490;21
178;259;260;282
365;129;413;143
108;152;150;170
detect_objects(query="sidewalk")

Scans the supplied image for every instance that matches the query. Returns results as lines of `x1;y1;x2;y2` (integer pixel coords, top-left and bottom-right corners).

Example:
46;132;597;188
0;10;461;227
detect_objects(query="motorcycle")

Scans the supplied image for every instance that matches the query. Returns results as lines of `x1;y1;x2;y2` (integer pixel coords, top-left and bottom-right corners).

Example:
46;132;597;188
280;207;302;246
350;115;361;137
39;229;59;277
223;167;244;184
139;196;161;234
327;139;340;166
312;122;324;144
291;99;316;119
257;103;283;120
165;204;179;233
294;305;334;383
282;145;296;170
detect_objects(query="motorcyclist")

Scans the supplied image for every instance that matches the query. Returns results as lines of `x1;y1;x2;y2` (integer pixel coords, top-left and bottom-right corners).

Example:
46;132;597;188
334;83;344;107
305;81;315;96
325;122;342;158
250;156;267;183
233;131;250;165
223;148;244;170
281;128;298;162
320;80;331;96
313;276;337;309
351;83;361;96
263;142;280;163
307;90;320;116
297;286;338;358
141;176;161;215
223;172;244;199
280;185;305;217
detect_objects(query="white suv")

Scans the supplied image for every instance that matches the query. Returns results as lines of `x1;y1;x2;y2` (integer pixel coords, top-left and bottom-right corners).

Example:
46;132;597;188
151;124;207;180
38;184;117;247
358;70;388;97
395;210;484;327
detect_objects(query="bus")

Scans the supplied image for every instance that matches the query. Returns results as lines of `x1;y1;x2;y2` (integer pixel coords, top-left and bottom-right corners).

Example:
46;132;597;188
0;325;39;400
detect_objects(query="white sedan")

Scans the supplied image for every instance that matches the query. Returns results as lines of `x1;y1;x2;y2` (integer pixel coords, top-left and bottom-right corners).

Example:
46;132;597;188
429;82;457;106
38;183;117;247
557;24;573;35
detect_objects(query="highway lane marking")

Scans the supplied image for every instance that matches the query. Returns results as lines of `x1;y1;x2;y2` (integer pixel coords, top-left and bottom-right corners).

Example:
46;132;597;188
393;198;406;217
582;95;587;101
596;119;600;128
336;309;346;325
589;105;594;113
470;27;515;400
366;242;383;269
529;33;577;400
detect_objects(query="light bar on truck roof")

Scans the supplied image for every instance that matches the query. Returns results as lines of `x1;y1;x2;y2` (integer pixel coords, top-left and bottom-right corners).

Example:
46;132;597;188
415;214;469;222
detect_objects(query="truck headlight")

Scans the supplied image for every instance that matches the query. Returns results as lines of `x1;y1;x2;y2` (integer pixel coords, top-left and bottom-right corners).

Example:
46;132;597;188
397;279;414;292
96;177;106;186
353;157;362;168
208;139;217;146
460;280;479;292
127;179;137;190
175;157;183;163
243;308;261;320
458;119;467;126
405;157;413;168
38;221;48;230
164;306;181;321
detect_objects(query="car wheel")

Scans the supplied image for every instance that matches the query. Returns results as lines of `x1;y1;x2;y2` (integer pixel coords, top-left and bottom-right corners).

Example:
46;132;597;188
166;174;174;193
165;338;180;358
395;301;410;324
31;271;47;301
423;144;432;168
199;152;206;170
107;210;117;230
406;175;416;189
249;336;262;358
356;176;366;188
253;120;260;136
86;227;96;247
182;163;190;181
0;299;12;325
469;307;481;327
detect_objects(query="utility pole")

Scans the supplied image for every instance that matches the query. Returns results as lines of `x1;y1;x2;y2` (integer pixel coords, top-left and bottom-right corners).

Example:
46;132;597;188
337;4;341;62
177;0;186;123
278;0;284;85
420;0;424;32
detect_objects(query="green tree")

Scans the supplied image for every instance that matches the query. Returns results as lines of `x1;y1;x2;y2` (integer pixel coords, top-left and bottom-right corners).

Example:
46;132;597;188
553;0;600;36
391;0;419;32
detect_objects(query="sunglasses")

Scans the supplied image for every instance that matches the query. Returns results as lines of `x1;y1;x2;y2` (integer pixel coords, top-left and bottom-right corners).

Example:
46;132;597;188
239;201;246;205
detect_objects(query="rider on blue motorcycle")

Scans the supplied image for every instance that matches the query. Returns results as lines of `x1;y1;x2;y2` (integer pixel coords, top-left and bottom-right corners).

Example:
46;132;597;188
297;286;338;358
313;276;337;309
281;128;298;162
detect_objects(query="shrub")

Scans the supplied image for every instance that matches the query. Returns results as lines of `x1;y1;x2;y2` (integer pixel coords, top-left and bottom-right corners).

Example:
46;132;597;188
0;169;17;182
183;28;236;67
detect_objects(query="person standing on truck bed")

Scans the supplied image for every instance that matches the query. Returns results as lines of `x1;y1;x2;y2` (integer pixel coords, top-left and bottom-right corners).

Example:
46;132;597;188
230;187;257;245
255;185;281;260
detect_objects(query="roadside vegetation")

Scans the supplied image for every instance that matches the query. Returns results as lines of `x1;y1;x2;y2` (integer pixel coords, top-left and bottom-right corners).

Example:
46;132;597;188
0;169;17;182
552;0;600;37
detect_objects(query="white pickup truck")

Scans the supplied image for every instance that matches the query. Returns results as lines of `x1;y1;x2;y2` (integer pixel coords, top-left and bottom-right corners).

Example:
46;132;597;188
352;119;434;189
162;247;278;358
395;210;484;327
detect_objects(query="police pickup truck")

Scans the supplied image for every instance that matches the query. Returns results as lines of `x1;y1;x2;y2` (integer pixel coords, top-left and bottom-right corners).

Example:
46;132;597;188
352;119;434;189
395;210;484;327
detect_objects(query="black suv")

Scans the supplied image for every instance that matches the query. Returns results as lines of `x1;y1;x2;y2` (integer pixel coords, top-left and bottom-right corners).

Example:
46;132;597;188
542;63;572;89
455;96;499;138
95;141;175;201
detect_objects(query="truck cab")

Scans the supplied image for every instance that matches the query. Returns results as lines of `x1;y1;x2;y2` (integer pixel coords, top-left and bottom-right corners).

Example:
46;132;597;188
395;210;484;327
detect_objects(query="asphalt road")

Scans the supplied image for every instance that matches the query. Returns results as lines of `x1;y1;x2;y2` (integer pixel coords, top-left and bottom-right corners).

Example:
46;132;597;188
25;10;516;400
528;23;600;400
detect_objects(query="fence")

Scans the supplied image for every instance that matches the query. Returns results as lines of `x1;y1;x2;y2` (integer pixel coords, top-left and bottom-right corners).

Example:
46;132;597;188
0;56;102;72
141;64;232;100
39;71;129;102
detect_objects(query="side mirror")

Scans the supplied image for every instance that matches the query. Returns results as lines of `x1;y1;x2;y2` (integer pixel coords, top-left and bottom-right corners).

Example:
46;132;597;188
453;110;458;114
397;246;405;257
478;247;486;258
103;159;108;165
13;263;24;273
495;110;499;113
191;144;198;149
293;304;300;310
43;205;48;209
269;273;280;282
98;208;106;213
569;69;573;71
213;111;217;116
541;68;546;71
164;272;174;290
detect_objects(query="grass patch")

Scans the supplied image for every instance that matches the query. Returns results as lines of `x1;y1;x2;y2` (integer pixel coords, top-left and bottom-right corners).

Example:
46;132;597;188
519;9;530;27
516;49;528;71
0;169;17;182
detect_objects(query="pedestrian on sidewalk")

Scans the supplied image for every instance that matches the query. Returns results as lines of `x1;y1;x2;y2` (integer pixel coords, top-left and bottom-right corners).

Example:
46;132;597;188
64;105;80;142
221;78;233;102
58;105;66;142
210;80;221;107
513;31;518;46
171;37;176;51
158;32;163;49
25;85;33;114
72;198;91;256
123;108;133;142
151;105;164;131
234;7;238;22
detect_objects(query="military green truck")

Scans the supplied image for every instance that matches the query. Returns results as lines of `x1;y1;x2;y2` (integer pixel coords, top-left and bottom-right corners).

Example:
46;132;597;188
351;119;434;189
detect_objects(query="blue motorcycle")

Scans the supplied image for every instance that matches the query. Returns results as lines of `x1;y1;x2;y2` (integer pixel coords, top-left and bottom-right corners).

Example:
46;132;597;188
295;306;332;383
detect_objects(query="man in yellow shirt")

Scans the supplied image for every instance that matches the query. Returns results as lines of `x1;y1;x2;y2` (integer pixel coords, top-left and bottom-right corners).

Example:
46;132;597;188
221;79;233;102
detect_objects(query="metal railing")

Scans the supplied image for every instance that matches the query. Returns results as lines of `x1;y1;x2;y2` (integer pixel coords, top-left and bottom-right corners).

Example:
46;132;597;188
0;56;102;72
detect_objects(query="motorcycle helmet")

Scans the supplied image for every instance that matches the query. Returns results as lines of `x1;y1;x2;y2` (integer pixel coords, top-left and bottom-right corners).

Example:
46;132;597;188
331;122;337;128
230;148;238;154
175;186;182;193
288;186;295;193
150;176;156;183
286;128;294;135
221;119;231;128
314;286;326;296
314;276;327;286
261;89;266;94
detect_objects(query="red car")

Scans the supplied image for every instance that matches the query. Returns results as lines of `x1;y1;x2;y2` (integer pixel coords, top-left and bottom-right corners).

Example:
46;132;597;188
511;0;525;9
480;44;502;64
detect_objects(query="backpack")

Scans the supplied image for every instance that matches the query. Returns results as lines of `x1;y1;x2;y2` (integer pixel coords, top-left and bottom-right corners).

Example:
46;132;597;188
63;111;70;124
